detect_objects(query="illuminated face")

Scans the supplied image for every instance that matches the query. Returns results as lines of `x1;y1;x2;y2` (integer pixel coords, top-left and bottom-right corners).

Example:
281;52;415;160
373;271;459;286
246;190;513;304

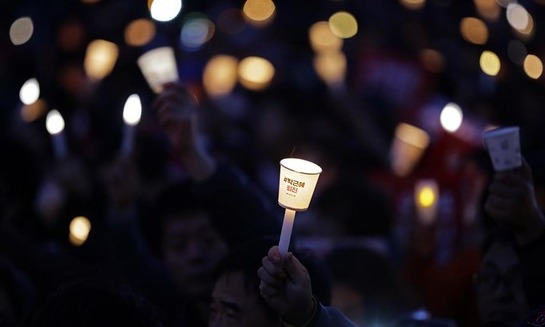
209;271;279;327
476;241;528;327
161;211;229;298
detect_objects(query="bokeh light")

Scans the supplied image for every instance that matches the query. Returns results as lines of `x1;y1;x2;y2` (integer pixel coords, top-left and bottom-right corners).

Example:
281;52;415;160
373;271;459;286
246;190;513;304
69;216;92;246
390;123;430;177
328;11;358;39
20;99;47;123
523;54;543;79
84;39;119;81
308;21;343;53
313;50;346;87
238;56;275;91
123;94;142;125
506;3;530;32
399;0;426;10
150;0;182;22
418;48;446;73
203;55;239;97
479;50;501;76
418;186;436;208
180;15;215;50
125;18;156;46
243;0;276;26
19;78;40;105
474;0;501;21
440;102;463;133
460;17;488;45
10;17;34;45
46;109;65;135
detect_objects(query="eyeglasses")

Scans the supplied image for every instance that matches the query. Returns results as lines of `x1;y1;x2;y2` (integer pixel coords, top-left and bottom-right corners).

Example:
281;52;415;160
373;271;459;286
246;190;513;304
474;267;520;290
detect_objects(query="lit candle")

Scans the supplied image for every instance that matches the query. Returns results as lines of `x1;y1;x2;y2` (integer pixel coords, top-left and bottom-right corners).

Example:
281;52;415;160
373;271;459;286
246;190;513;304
277;158;322;256
45;109;68;159
19;77;40;105
414;179;440;225
121;94;142;157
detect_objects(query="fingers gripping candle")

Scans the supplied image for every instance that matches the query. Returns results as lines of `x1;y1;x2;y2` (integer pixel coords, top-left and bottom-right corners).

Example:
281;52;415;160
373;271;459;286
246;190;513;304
277;158;322;256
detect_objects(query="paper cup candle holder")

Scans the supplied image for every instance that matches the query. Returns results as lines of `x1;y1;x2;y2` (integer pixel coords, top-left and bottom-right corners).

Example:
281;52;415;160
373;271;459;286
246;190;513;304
137;46;179;94
277;158;322;256
482;126;521;172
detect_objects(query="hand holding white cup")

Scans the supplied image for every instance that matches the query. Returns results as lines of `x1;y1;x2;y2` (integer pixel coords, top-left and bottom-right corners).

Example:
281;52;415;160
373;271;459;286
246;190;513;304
482;126;522;172
277;158;322;256
137;46;179;94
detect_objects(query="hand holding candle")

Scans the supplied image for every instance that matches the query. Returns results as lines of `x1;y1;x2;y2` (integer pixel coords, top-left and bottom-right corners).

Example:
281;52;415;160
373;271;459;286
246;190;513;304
277;158;322;256
121;94;142;157
137;47;179;94
482;126;521;172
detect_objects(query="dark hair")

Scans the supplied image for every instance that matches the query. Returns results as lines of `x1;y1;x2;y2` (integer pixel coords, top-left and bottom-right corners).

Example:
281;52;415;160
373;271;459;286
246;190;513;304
213;237;332;310
141;180;210;258
29;272;164;327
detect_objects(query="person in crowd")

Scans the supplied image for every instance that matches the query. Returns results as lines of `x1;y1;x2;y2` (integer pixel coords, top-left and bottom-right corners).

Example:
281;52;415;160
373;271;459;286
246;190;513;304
137;82;281;327
209;237;331;327
475;229;528;327
476;157;545;326
258;245;357;327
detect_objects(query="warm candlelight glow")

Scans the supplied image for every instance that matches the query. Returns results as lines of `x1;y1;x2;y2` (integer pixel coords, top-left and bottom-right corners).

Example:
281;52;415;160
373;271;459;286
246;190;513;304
313;50;346;87
123;94;142;125
328;11;358;39
480;50;501;76
440;102;463;133
69;216;92;246
46;109;65;135
238;56;275;91
84;39;119;81
19;78;40;105
150;0;182;22
308;21;343;53
523;54;543;79
243;0;276;26
414;179;439;225
390;123;430;177
203;55;239;97
125;18;156;47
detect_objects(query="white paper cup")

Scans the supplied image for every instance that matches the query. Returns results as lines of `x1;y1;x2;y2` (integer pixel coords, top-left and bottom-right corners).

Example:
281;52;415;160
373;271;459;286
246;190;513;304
482;126;521;171
137;47;179;93
278;158;322;211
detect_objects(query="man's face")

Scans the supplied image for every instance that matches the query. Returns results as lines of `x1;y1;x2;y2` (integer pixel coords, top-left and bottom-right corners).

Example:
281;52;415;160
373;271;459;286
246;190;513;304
161;211;229;298
476;241;528;327
209;271;279;327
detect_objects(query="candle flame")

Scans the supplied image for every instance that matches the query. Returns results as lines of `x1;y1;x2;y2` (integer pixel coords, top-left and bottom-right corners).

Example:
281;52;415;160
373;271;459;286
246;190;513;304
123;94;142;125
46;109;65;135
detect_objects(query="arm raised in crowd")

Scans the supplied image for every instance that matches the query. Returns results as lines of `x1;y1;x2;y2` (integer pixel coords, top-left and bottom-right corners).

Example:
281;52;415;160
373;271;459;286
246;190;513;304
153;82;280;248
484;157;545;310
484;158;545;245
258;246;357;327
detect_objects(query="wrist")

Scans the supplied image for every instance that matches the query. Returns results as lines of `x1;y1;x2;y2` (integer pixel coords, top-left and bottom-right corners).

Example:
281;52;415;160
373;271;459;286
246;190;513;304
281;297;317;327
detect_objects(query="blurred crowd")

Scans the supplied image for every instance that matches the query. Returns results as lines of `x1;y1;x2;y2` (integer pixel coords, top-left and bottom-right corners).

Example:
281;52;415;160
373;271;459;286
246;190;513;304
2;0;545;327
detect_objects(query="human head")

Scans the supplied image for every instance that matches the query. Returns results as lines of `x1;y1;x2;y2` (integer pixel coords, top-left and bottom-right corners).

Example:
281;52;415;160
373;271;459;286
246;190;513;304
209;238;331;327
143;181;229;299
475;229;528;327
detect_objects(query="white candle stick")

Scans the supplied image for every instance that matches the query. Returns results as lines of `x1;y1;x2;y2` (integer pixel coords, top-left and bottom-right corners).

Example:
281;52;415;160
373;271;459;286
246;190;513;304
278;208;296;256
46;109;68;160
121;94;142;157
